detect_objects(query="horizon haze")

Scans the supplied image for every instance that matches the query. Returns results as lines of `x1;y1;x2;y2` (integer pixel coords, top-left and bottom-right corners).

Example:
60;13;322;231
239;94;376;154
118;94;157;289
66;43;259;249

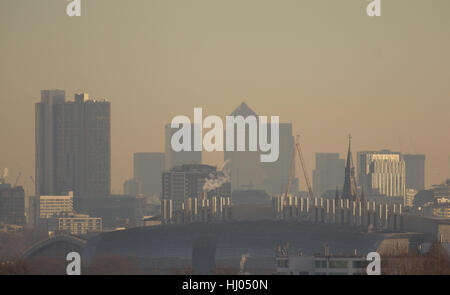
1;0;449;194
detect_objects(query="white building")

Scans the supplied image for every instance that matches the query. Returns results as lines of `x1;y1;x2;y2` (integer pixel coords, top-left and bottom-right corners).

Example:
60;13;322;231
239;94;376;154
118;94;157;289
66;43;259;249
276;254;367;275
357;151;406;198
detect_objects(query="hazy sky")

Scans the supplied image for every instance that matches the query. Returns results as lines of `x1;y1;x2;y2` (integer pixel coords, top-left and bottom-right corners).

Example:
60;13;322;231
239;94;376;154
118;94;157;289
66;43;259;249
1;0;449;194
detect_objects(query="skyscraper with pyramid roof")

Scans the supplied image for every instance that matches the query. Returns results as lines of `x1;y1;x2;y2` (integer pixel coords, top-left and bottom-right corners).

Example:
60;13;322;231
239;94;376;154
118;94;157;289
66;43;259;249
225;102;264;190
225;102;297;195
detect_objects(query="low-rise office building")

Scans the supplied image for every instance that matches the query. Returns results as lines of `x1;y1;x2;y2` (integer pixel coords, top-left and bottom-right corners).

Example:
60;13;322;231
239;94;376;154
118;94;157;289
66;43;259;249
47;212;102;235
28;192;74;227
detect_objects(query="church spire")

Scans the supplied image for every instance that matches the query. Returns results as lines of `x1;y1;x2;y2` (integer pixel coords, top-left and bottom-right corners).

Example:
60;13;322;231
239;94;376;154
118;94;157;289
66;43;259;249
342;134;357;201
346;134;352;169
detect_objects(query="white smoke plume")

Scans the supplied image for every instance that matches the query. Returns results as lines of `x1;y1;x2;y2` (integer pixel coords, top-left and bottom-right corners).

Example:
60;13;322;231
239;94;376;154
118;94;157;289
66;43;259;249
239;253;250;275
202;159;231;192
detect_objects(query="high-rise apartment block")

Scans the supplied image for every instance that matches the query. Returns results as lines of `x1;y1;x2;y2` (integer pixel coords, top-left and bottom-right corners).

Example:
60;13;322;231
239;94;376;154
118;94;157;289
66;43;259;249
35;90;110;197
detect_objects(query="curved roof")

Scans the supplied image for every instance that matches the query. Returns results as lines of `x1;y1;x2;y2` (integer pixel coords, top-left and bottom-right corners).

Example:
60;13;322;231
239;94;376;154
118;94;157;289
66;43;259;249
83;221;385;263
22;234;86;259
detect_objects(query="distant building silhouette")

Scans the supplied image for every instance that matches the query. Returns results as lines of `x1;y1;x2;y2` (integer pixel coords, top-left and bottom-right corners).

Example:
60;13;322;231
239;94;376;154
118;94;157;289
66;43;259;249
35;90;110;197
262;123;298;196
134;152;165;196
123;178;140;196
224;102;297;195
224;102;264;191
404;154;425;191
313;153;345;198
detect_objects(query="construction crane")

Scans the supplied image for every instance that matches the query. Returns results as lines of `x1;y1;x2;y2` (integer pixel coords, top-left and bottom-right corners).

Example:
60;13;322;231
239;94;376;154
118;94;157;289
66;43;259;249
284;135;314;200
294;135;314;199
283;148;296;199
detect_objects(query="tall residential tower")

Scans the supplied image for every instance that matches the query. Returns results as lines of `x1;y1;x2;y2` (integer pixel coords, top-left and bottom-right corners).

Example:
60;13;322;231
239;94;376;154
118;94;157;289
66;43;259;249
35;90;110;197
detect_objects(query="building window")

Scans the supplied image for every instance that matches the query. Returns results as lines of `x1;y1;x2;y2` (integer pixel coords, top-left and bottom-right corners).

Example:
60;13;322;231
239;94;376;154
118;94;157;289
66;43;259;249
329;261;348;269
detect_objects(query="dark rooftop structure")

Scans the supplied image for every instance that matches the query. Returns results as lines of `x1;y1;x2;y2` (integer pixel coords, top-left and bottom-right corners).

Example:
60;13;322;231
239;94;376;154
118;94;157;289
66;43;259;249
81;221;402;274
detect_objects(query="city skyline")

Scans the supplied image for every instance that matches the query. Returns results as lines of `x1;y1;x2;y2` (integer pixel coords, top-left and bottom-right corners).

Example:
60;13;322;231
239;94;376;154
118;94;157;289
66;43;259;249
1;0;450;277
1;0;450;194
0;91;448;195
